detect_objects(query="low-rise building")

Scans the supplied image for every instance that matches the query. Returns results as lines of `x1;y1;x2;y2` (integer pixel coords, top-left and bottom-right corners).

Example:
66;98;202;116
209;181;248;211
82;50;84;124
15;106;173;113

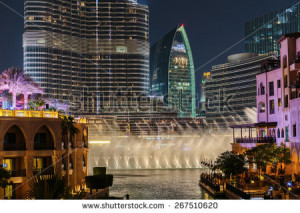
0;110;88;199
231;33;300;177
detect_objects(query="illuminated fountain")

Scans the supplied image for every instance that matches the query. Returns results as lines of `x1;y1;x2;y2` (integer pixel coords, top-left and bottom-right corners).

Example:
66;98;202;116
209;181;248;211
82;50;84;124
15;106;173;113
88;108;256;172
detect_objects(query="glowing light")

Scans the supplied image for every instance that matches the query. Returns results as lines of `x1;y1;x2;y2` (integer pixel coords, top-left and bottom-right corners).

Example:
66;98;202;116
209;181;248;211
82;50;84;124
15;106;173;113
89;141;111;144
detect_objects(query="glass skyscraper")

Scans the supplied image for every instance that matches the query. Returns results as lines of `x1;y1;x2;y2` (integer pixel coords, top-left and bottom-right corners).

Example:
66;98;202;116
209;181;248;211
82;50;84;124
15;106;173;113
150;26;196;118
245;3;300;55
23;0;149;115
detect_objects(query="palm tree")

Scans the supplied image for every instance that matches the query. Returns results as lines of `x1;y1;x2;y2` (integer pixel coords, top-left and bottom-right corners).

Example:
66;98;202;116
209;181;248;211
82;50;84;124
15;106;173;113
26;174;85;199
0;67;43;109
61;115;80;148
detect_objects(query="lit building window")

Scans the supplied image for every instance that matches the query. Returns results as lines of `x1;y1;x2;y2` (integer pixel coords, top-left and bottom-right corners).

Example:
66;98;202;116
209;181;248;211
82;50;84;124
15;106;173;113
278;98;282;107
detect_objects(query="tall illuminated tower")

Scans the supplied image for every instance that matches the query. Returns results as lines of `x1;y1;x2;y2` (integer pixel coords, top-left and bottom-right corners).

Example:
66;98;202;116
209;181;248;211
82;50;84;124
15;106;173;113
150;25;196;118
23;0;149;115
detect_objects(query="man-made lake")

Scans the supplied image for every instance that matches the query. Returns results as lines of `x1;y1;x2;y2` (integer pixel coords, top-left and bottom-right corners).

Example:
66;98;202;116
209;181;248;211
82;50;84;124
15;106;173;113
108;169;212;199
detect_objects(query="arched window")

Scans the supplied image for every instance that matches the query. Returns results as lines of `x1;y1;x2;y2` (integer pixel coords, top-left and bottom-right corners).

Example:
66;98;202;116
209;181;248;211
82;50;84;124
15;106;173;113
281;128;284;138
277;129;280;138
4;125;26;151
258;102;265;113
34;126;55;150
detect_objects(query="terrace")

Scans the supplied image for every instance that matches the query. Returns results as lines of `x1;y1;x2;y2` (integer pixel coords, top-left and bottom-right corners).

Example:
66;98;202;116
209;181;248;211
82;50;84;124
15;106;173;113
231;122;277;144
0;109;58;118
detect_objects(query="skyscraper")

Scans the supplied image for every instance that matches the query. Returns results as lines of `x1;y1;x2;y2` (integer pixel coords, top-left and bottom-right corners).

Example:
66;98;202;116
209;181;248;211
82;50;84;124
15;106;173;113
245;3;300;55
150;26;196;118
197;72;211;118
206;53;279;129
23;0;149;115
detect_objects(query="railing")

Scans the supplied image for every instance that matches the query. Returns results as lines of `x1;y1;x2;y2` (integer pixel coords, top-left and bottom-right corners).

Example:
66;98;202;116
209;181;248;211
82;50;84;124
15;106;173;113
235;137;276;144
34;144;54;150
7;169;26;177
0;109;58;118
33;167;54;176
226;183;250;200
200;174;220;192
290;80;300;89
3;143;26;151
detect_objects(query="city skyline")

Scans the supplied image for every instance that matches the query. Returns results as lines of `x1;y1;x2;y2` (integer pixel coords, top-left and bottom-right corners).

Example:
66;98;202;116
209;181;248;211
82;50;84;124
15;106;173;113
0;0;299;99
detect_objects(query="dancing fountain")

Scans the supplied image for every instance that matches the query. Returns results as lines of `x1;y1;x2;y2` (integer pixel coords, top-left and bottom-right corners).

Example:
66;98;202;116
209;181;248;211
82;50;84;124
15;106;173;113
88;108;257;173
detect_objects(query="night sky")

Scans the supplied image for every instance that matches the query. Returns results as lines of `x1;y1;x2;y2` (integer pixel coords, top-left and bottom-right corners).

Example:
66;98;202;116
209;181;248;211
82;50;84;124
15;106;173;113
0;0;299;99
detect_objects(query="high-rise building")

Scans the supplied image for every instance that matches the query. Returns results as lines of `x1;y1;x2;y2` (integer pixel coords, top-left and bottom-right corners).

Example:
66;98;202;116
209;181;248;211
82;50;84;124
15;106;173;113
197;72;211;118
245;3;300;55
23;0;149;116
206;53;279;129
150;26;196;118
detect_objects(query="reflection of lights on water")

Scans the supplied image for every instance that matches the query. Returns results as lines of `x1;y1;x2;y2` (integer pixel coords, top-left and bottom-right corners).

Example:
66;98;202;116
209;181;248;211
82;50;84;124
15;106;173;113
89;141;111;144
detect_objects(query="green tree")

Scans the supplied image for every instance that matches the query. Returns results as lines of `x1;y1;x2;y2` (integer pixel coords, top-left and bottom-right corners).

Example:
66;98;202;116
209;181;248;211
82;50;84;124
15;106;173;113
245;144;291;175
26;174;85;199
214;151;247;178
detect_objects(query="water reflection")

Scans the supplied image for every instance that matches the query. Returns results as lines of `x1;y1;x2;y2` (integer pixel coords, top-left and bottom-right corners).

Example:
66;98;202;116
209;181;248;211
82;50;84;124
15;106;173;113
108;169;213;200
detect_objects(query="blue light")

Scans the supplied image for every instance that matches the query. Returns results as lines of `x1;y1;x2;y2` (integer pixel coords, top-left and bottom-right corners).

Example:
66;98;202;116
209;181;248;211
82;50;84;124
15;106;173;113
287;182;293;187
2;163;7;168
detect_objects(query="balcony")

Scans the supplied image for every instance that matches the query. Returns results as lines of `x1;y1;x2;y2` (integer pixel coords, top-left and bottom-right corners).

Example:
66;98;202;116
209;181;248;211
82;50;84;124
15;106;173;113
6;169;26;177
289;80;300;89
3;143;26;151
234;137;276;144
260;59;280;73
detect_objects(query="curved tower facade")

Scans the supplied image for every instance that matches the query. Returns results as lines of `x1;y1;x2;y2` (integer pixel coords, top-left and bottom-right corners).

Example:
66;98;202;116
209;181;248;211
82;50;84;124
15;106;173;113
24;0;149;115
150;26;196;118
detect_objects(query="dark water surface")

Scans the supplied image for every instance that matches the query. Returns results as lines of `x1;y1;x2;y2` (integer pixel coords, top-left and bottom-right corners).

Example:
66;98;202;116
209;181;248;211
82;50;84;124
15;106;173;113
108;169;213;200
